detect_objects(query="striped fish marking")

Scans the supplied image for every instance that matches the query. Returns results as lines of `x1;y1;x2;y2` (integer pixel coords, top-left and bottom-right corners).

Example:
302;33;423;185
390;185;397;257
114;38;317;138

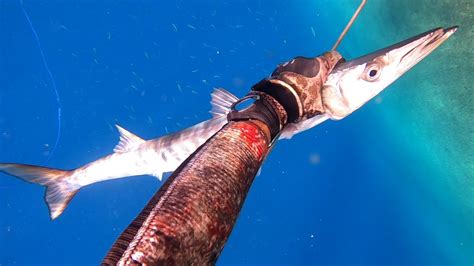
0;88;237;220
0;87;328;220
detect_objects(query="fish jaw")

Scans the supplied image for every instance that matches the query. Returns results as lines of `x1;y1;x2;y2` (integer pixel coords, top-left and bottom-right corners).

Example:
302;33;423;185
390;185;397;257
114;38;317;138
322;26;458;120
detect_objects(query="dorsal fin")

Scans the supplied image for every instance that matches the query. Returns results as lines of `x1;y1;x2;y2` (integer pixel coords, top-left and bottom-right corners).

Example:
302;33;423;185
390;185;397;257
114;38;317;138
114;125;145;153
209;88;239;118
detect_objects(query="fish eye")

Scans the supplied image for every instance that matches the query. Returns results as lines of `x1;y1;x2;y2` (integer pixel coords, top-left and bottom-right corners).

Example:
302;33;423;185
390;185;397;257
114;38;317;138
363;63;382;81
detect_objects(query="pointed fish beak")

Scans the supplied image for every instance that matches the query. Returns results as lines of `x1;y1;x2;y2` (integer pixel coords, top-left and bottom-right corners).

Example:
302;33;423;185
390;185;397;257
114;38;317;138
336;26;458;80
321;26;458;120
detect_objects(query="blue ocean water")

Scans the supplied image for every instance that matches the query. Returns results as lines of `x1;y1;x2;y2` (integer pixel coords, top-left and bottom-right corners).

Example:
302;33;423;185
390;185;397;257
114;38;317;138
1;0;472;265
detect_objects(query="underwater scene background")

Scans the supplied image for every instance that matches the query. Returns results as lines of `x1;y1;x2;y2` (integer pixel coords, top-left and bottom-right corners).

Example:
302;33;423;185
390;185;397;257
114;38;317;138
0;0;472;265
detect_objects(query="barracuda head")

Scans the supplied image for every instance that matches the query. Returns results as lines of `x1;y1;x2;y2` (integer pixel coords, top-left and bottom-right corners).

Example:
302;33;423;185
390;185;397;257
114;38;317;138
322;26;457;120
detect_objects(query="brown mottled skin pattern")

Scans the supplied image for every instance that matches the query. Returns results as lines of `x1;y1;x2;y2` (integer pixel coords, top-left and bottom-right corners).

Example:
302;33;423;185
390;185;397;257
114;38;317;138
272;51;343;120
102;120;272;265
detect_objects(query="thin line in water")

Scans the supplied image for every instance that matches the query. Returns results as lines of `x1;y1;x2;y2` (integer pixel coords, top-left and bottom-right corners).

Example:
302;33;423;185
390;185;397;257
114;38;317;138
19;0;62;164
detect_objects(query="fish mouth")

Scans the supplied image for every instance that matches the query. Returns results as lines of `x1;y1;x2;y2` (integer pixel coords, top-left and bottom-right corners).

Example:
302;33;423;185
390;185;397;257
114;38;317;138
320;26;457;120
331;26;458;74
392;26;458;72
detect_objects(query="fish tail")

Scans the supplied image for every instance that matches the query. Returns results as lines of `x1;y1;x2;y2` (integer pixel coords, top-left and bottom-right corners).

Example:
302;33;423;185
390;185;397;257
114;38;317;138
0;163;78;220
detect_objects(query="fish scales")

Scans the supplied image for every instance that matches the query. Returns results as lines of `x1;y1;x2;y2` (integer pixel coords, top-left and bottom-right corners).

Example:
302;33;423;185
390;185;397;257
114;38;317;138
102;120;270;265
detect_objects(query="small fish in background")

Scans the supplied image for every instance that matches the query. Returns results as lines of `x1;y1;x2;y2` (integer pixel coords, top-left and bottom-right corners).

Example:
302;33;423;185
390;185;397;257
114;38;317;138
0;89;236;220
102;25;459;265
0;0;459;222
0;87;325;220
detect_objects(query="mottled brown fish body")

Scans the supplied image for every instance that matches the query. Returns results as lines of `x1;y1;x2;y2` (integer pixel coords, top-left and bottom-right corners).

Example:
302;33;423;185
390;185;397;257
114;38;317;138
103;120;271;265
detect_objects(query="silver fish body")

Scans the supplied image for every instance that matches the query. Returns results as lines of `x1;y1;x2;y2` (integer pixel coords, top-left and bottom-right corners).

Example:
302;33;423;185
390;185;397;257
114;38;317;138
70;117;227;187
0;86;325;219
0;89;235;219
0;27;457;220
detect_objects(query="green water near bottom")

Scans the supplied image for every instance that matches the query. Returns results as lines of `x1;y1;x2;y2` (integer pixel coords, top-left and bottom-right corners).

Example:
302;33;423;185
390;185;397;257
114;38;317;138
333;0;473;263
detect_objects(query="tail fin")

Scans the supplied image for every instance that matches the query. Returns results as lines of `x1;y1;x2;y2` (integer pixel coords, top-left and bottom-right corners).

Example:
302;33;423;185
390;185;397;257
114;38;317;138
0;163;78;220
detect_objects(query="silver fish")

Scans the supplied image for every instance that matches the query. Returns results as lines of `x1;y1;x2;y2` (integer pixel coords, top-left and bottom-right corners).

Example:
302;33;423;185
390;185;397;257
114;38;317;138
0;27;457;220
0;86;319;220
0;88;236;219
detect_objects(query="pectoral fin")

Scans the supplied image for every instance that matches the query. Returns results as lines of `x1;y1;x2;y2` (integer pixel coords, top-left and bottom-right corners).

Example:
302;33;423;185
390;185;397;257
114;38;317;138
279;114;329;139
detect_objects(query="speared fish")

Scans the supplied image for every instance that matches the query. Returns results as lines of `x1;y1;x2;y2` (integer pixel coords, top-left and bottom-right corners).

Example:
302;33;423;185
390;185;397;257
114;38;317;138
102;1;458;263
0;87;317;220
0;0;457;226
